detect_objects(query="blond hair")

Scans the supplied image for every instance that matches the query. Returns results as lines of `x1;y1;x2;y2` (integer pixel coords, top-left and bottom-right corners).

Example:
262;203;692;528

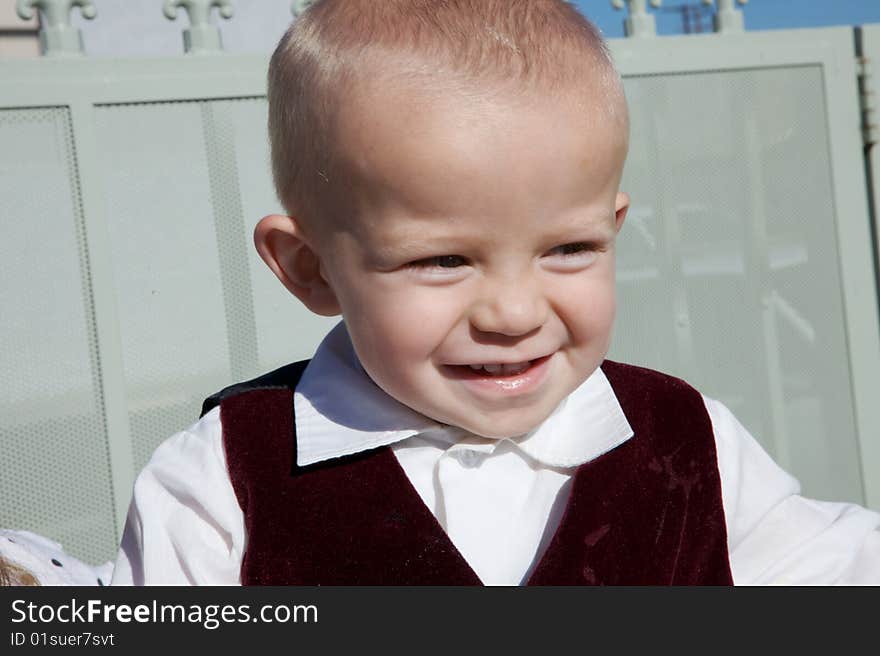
0;554;39;586
268;0;627;222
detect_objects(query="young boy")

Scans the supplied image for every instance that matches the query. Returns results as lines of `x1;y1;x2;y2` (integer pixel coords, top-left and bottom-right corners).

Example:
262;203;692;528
111;0;880;585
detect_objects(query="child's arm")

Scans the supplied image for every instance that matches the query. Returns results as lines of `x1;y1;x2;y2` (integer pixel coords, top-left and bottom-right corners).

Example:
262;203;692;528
111;408;244;585
707;397;880;584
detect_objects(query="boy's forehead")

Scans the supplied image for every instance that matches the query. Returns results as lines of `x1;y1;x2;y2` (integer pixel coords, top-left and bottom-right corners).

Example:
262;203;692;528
322;74;626;240
333;74;627;188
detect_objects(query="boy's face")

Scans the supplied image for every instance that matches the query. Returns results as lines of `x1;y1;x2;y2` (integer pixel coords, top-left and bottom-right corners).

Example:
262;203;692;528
289;82;627;439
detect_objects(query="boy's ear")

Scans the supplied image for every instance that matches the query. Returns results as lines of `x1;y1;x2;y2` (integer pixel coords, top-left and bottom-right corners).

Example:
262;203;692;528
614;191;630;232
253;214;341;316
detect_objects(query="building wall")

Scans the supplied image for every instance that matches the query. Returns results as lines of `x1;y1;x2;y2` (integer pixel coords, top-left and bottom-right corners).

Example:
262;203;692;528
0;0;38;58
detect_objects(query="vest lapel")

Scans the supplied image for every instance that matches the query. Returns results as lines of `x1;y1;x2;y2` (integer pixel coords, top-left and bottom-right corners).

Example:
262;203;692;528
222;387;481;585
524;362;733;585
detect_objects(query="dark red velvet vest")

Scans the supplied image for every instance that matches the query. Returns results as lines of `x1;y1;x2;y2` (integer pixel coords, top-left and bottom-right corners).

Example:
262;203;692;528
201;360;733;585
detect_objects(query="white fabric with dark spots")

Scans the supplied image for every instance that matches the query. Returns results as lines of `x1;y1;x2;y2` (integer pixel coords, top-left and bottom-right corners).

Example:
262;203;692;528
0;529;113;586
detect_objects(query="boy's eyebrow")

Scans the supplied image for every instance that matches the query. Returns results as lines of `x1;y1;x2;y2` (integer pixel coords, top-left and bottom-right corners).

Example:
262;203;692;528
367;229;461;258
367;210;618;254
541;210;618;238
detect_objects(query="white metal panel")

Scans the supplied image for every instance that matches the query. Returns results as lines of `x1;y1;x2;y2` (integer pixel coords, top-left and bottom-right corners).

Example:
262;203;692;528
0;106;118;562
858;23;880;511
608;28;880;509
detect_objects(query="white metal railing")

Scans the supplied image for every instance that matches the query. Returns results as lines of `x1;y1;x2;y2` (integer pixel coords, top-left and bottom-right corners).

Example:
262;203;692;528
12;0;754;57
611;0;746;38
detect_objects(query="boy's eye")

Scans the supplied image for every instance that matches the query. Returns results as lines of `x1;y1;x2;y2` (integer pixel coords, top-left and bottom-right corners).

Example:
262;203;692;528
546;242;599;257
543;242;602;267
549;243;589;256
411;255;468;269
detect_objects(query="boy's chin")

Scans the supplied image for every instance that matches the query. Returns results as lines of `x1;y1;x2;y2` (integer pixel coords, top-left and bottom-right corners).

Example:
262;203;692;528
452;410;553;440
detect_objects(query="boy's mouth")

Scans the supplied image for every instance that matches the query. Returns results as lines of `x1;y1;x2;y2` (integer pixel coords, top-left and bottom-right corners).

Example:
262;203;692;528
445;355;551;379
468;361;531;375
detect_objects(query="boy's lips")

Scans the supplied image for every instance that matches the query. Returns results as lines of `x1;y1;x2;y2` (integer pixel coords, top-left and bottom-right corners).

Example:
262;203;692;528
444;354;551;375
441;354;554;396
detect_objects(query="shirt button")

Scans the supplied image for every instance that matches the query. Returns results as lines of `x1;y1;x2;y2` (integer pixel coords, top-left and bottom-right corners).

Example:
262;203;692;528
459;450;479;467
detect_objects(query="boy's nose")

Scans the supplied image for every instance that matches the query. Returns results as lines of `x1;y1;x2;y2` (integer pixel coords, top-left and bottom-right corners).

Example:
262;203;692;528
469;275;550;337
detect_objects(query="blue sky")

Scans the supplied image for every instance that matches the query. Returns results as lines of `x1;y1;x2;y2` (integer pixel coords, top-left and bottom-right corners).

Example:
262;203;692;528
577;0;880;39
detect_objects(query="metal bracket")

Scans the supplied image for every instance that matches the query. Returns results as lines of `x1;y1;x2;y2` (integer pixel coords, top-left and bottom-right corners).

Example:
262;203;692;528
611;0;662;39
703;0;747;34
163;0;234;55
15;0;96;57
291;0;317;18
858;54;878;149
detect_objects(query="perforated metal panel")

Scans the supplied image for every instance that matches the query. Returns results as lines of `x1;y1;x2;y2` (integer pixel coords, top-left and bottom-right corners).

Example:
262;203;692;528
96;100;233;472
0;107;117;562
95;98;336;475
611;66;862;503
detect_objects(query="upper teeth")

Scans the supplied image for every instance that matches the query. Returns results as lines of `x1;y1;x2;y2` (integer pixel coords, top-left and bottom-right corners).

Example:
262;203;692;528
468;362;530;375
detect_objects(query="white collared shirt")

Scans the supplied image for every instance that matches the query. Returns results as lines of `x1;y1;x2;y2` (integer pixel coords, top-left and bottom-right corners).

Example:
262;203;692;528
112;322;880;585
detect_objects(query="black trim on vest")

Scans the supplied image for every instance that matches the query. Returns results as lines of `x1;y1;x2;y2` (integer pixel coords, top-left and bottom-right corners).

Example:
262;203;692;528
200;360;309;418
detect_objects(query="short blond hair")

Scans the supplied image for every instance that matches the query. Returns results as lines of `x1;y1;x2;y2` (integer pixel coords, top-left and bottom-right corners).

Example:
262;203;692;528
268;0;627;222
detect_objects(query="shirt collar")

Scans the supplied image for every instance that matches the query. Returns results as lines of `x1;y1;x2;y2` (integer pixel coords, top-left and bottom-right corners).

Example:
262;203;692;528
294;321;633;468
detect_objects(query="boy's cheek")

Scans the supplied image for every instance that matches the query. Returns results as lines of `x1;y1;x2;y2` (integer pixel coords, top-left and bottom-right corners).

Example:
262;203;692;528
346;310;428;363
350;283;461;327
553;277;615;317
